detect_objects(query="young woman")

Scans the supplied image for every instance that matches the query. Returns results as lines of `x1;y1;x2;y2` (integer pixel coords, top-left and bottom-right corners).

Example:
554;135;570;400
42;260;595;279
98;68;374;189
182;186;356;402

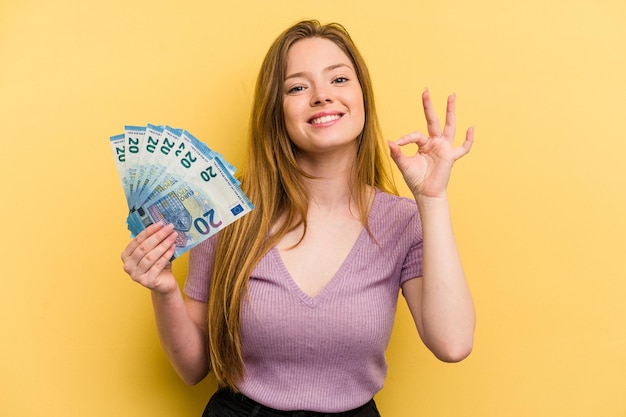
122;20;475;417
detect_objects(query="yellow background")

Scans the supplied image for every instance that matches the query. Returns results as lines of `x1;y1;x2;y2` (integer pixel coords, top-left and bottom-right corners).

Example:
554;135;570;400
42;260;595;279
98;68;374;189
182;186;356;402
1;0;625;416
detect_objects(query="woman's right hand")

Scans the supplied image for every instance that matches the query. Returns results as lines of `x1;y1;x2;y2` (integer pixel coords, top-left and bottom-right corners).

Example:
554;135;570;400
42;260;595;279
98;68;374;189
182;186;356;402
121;222;179;295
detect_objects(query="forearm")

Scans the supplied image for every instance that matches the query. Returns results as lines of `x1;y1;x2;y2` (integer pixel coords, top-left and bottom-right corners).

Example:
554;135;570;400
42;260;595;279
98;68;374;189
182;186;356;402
416;193;475;361
151;287;210;385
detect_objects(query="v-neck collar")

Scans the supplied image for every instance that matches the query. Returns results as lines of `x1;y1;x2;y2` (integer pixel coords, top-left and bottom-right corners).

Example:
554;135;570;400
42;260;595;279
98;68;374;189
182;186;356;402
268;190;380;307
269;227;368;307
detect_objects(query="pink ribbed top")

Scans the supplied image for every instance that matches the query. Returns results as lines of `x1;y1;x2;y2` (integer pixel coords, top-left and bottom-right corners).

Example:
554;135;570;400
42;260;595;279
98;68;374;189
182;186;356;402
184;190;423;412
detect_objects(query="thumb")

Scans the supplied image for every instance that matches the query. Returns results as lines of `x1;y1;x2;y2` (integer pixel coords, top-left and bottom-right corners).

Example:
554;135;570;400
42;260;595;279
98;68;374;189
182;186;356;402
387;140;404;165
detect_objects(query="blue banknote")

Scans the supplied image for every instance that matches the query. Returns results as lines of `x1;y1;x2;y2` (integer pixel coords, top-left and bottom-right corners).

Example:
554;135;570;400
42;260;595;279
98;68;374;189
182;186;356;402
110;124;253;258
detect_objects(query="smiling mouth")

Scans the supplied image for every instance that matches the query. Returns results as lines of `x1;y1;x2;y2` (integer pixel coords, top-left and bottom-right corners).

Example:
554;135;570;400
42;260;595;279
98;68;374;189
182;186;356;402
309;114;342;125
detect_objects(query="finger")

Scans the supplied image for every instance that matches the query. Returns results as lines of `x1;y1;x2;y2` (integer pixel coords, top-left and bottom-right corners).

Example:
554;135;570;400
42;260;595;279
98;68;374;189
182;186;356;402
394;131;431;148
442;94;457;141
152;242;177;272
387;140;412;173
129;230;178;287
136;222;175;254
136;231;178;276
146;243;178;289
121;222;175;278
387;140;405;164
422;89;441;138
453;126;475;160
121;222;167;260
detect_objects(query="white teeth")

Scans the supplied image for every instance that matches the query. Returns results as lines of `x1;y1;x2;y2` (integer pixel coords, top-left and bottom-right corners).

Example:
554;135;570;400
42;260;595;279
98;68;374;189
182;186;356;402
310;114;341;125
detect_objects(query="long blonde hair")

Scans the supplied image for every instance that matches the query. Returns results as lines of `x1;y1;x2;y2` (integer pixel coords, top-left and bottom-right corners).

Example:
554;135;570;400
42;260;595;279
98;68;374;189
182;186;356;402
207;20;397;389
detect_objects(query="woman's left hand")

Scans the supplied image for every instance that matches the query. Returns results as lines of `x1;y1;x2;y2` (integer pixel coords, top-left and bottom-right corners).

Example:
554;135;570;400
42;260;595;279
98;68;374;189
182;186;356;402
388;90;474;199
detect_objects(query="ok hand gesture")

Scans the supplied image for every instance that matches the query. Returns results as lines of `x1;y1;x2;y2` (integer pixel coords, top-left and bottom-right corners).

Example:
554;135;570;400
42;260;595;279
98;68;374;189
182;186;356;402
388;90;474;199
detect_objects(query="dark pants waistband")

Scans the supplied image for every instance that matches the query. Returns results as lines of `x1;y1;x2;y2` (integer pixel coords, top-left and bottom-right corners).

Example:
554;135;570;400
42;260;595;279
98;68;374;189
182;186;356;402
203;387;380;417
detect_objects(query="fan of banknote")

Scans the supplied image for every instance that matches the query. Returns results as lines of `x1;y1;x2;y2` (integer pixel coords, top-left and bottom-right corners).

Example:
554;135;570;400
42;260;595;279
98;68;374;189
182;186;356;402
109;124;254;259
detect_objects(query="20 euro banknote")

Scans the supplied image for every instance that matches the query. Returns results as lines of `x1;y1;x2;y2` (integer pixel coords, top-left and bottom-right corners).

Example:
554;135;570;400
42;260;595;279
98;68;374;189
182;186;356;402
110;124;253;258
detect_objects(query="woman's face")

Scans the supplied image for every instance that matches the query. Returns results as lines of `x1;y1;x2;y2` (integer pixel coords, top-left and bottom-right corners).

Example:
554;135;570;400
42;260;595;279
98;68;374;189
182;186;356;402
282;37;365;157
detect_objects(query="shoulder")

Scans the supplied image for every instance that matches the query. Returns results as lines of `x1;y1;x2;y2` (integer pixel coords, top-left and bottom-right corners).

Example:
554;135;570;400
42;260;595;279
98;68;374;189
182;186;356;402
185;233;221;301
368;189;421;240
189;232;219;260
371;189;419;220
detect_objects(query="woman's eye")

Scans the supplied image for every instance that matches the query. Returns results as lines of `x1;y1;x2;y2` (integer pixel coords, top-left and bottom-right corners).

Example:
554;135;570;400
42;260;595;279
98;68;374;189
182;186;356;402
333;77;349;84
287;85;305;94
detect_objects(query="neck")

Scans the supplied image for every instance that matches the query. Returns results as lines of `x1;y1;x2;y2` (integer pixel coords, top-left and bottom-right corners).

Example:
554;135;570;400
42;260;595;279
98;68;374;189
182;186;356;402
306;175;354;212
297;149;358;211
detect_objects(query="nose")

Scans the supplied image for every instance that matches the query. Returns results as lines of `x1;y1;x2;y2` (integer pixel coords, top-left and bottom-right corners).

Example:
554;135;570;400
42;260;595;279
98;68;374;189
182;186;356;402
310;85;333;106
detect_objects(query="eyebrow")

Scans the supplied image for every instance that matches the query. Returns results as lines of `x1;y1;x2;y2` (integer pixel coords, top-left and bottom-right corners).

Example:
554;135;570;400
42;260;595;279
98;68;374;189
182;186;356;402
284;63;353;81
